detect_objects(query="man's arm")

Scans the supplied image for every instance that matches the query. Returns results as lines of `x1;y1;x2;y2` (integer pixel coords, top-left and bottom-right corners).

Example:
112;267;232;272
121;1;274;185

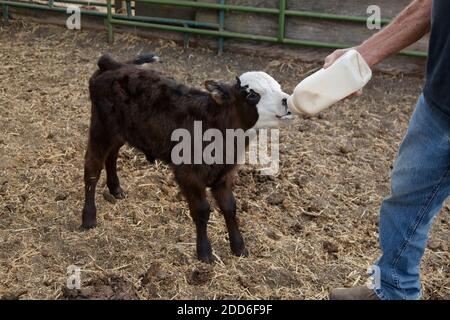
324;0;432;69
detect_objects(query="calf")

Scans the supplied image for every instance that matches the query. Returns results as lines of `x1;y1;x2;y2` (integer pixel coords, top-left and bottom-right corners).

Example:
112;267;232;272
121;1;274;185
82;53;291;262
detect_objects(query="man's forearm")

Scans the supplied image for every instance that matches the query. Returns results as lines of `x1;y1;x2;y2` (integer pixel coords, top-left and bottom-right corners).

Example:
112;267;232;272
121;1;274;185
357;0;432;67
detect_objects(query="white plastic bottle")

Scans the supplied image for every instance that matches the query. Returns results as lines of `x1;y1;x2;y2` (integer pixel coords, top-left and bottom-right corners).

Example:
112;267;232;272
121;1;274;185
287;49;372;115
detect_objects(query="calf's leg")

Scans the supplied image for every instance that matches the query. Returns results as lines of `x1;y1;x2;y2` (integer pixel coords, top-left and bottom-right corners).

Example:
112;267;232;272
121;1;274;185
189;195;213;263
82;140;108;229
177;174;213;263
212;180;248;257
105;143;125;199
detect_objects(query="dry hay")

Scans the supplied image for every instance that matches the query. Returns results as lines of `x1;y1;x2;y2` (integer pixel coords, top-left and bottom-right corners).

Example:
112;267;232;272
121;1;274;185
0;19;448;300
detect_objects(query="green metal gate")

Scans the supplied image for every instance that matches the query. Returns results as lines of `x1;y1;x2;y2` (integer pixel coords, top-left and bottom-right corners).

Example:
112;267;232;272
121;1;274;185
0;0;427;57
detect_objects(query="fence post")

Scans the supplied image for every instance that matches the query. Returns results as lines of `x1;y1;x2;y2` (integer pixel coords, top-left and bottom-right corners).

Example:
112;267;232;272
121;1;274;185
183;22;190;48
2;3;9;22
278;0;286;43
106;0;114;43
217;0;225;55
126;0;132;17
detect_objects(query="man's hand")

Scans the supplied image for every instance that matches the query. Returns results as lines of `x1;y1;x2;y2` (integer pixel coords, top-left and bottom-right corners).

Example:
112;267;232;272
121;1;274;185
324;47;363;97
324;48;356;69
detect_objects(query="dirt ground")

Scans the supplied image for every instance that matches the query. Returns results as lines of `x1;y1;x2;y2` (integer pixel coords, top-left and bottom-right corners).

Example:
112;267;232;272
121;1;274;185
0;19;448;300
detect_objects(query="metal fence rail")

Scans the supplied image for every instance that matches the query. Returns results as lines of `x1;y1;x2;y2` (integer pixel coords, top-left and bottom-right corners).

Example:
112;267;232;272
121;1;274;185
1;0;427;57
0;0;219;28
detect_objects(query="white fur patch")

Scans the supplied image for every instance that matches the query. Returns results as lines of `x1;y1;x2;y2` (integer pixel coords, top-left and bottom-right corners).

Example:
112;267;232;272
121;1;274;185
239;72;292;129
139;56;161;69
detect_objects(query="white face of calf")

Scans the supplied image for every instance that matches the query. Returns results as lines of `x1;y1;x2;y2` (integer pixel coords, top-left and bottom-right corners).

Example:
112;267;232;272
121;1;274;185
239;71;293;129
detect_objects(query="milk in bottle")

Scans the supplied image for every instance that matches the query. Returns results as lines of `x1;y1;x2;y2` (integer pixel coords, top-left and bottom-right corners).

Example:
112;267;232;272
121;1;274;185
287;49;372;115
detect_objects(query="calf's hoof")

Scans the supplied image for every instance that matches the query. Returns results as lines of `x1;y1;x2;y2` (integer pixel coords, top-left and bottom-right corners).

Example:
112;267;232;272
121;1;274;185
81;208;97;229
232;247;249;257
231;243;248;257
197;242;214;264
81;219;97;230
145;152;156;164
198;252;215;264
108;186;125;199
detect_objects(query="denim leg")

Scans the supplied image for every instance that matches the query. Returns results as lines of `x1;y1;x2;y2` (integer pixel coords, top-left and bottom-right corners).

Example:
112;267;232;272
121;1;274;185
374;94;450;300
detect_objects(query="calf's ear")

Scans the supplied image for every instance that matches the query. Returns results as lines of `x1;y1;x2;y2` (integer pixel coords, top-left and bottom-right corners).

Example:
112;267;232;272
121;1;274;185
205;80;220;92
235;76;242;88
205;80;226;105
246;89;261;105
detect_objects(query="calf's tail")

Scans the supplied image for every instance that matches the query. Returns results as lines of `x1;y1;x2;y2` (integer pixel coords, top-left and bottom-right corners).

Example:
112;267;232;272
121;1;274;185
97;53;161;72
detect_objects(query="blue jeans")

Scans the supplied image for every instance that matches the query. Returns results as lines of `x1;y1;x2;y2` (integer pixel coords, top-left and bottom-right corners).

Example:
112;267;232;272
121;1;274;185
373;93;450;300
